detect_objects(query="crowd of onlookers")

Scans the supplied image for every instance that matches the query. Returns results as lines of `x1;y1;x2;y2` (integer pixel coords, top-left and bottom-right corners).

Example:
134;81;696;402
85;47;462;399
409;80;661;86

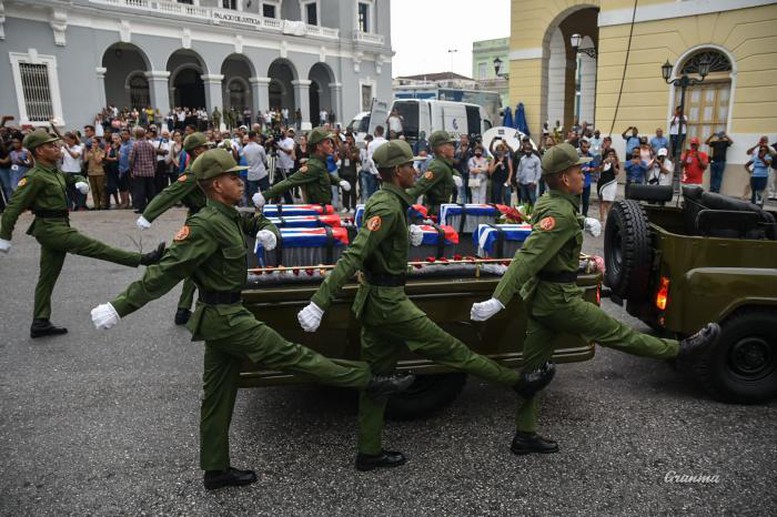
1;107;775;217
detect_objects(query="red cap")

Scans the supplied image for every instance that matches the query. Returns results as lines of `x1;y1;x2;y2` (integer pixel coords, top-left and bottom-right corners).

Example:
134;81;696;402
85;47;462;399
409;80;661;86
690;137;700;145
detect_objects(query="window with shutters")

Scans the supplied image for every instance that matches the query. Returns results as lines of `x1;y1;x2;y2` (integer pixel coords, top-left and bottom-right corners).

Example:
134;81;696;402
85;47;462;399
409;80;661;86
10;51;63;126
679;49;733;143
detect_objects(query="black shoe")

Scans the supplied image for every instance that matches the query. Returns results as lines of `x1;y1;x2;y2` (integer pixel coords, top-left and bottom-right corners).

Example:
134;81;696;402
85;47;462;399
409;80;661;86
365;373;416;398
203;467;257;490
174;308;191;325
510;432;559;455
355;450;406;471
677;322;721;365
30;319;68;339
140;242;166;266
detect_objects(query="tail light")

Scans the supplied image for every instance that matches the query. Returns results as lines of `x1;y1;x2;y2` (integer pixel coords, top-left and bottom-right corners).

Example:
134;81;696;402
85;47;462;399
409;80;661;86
655;276;670;311
596;283;601;305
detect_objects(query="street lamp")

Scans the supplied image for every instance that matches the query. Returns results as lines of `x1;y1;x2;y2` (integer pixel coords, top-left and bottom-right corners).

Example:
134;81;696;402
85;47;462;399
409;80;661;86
661;56;711;193
493;56;508;79
570;33;597;59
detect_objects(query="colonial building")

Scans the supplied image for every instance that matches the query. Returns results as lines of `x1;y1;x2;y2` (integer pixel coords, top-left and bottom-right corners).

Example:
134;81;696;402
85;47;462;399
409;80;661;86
472;37;509;108
0;0;393;129
509;0;777;194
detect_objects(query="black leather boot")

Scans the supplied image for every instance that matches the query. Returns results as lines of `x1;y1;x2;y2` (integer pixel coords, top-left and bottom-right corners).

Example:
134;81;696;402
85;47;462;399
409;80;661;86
510;431;559;455
203;467;257;490
140;242;166;266
677;322;721;365
174;308;191;325
365;373;415;398
355;450;406;471
30;319;68;338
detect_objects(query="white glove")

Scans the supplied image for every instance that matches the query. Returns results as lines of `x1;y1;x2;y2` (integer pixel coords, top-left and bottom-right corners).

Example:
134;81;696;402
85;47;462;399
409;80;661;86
453;175;463;188
470;298;505;322
297;302;324;332
252;192;266;209
584;217;602;238
91;302;120;330
408;224;424;247
339;179;352;192
0;238;11;253
75;181;90;194
256;229;277;251
136;215;152;230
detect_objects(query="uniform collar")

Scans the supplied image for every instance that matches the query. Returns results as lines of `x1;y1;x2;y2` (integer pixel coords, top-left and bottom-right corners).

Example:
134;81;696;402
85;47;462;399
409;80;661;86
207;198;240;219
382;182;415;207
35;162;58;173
548;188;581;209
432;155;453;166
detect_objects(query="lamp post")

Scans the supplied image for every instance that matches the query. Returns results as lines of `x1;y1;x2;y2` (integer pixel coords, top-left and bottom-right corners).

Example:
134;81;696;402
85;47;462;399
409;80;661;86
570;34;597;127
661;57;710;194
493;56;508;79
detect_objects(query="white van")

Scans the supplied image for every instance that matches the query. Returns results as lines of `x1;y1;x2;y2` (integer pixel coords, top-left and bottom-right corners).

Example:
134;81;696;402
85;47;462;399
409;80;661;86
388;99;493;144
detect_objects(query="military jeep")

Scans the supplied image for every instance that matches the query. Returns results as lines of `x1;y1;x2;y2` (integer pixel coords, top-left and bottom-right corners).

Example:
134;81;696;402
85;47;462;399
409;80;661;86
604;185;777;404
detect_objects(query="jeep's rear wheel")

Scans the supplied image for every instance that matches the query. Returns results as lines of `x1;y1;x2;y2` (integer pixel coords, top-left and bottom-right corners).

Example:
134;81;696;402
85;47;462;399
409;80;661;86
386;373;467;421
694;310;777;404
604;200;652;300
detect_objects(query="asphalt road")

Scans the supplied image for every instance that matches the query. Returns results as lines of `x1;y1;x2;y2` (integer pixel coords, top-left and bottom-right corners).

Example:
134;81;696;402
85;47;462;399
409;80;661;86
1;207;775;516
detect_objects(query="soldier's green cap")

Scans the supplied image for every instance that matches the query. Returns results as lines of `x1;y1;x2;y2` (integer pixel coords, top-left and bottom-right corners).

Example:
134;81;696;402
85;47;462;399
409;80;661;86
23;128;60;151
183;132;213;152
307;126;335;146
541;143;592;176
192;149;247;181
429;130;456;149
373;140;414;168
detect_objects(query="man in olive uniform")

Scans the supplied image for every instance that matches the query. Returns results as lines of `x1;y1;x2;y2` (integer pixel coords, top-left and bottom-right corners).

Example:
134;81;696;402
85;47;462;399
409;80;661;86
90;149;413;490
297;141;550;471
0;129;165;338
470;143;721;454
407;130;463;217
251;127;351;208
136;132;212;325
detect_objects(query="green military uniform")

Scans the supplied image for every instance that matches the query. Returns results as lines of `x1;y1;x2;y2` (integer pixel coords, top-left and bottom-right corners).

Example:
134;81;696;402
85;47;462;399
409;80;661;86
0;129;143;323
311;141;519;456
141;133;209;313
490;144;680;433
109;150;373;471
407;131;460;216
261;127;342;205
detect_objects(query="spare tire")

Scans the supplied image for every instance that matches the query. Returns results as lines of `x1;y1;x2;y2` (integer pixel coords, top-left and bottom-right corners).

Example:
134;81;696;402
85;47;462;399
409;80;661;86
385;373;467;421
604;200;652;300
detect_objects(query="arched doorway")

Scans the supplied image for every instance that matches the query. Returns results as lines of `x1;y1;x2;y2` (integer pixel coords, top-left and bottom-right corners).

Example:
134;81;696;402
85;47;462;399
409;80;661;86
674;48;733;142
167;50;206;109
221;54;255;114
308;62;334;125
267;59;297;112
102;43;151;110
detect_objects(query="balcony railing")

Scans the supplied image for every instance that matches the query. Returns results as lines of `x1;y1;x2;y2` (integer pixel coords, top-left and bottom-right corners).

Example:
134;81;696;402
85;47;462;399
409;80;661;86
88;0;339;39
353;30;384;45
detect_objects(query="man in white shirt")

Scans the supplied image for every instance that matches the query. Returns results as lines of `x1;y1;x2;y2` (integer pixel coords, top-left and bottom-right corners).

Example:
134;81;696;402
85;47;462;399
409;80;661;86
668;106;688;157
242;131;269;205
152;128;172;191
648;147;674;186
272;128;296;203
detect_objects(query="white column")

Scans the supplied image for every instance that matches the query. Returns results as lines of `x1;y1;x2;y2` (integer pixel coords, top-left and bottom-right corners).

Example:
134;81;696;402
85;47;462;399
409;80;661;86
579;54;596;126
546;28;566;130
250;76;271;115
145;70;171;116
95;67;107;110
292;79;312;130
329;82;343;127
201;74;225;112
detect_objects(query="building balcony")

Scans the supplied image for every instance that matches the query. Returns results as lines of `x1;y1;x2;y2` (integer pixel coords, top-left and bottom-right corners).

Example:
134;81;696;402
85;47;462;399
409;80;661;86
353;30;384;45
87;0;339;39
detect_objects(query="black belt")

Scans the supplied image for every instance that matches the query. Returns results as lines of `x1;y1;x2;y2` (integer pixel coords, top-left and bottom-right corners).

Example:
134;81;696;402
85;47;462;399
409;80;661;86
33;209;69;218
364;270;406;287
199;290;242;305
537;270;578;283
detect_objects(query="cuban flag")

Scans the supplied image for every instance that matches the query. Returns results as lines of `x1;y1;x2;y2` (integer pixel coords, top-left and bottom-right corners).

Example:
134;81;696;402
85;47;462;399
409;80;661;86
439;203;509;226
278;226;350;247
474;223;533;254
262;204;335;217
417;224;459;246
267;214;342;228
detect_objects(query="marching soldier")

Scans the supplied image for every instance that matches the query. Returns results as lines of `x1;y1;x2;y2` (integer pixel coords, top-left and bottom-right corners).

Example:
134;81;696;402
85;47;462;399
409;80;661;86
90;149;413;490
135;132;212;325
251;127;351;208
470;143;721;454
406;130;463;216
0;128;165;338
297;141;551;471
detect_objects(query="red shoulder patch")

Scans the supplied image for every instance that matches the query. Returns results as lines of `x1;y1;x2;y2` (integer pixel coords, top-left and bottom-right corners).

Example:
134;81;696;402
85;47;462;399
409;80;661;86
423;170;434;180
366;215;382;232
174;225;191;241
17;177;28;188
538;216;556;231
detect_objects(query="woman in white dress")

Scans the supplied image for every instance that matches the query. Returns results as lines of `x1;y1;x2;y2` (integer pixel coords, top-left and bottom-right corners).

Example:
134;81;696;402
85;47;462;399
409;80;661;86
467;145;489;203
597;147;621;222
